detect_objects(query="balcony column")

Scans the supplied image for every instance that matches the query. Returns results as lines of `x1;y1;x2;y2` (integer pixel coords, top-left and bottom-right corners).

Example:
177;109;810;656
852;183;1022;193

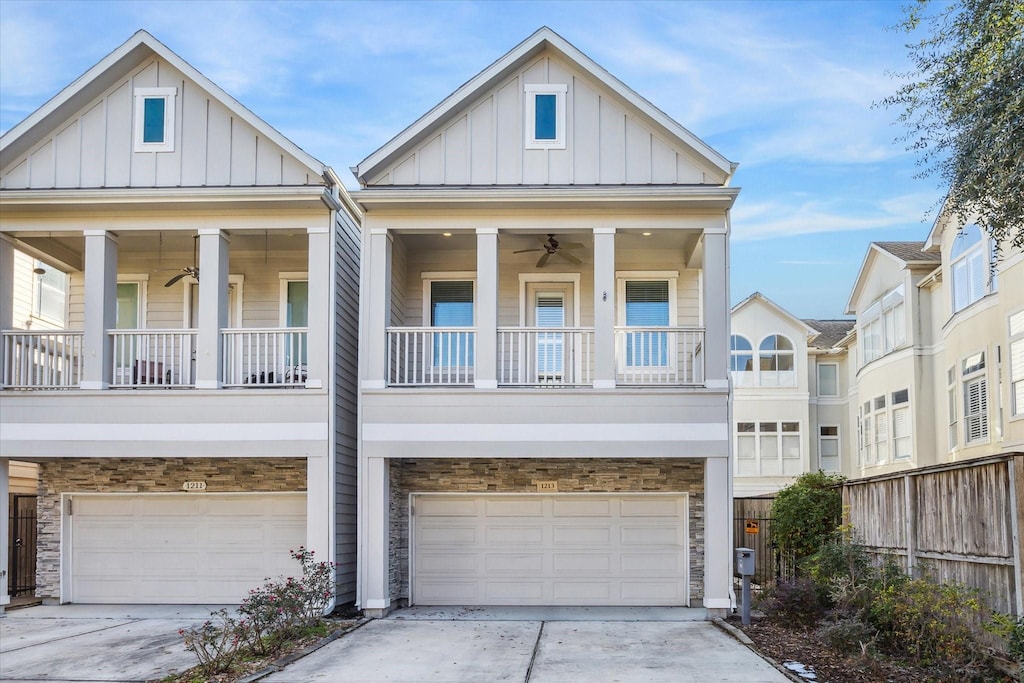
702;230;729;389
475;228;499;389
0;458;9;611
593;227;616;388
0;235;14;384
361;456;390;616
195;229;229;389
81;230;118;390
305;226;330;389
364;228;392;389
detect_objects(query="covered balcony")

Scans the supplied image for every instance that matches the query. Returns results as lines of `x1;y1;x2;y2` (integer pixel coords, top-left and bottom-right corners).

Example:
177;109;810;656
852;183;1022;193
365;226;726;391
1;227;330;392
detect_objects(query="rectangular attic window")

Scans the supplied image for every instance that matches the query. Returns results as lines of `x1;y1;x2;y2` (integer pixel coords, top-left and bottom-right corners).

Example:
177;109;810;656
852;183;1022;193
134;87;176;152
535;94;557;140
524;84;567;150
143;97;166;143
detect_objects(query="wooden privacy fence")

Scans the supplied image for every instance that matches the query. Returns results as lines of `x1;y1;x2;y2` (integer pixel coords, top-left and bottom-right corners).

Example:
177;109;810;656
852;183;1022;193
843;453;1024;615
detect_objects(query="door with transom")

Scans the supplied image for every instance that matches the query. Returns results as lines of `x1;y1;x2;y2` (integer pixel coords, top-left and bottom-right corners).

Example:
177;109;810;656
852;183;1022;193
525;283;575;385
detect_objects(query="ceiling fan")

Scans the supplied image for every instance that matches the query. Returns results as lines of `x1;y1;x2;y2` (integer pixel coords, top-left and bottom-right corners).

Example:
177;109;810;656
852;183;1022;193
162;235;199;287
514;234;584;268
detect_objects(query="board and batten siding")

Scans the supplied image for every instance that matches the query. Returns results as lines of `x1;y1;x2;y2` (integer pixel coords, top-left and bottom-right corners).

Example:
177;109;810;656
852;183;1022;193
1;57;319;190
365;52;726;188
333;208;361;604
843;455;1024;615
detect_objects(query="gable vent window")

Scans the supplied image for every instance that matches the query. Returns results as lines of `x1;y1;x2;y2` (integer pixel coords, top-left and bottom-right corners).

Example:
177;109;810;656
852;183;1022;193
134;87;176;152
525;84;567;150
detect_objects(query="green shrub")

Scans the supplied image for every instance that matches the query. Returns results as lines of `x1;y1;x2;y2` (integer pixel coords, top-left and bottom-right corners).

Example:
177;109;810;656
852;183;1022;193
815;617;876;655
986;612;1024;665
771;471;845;563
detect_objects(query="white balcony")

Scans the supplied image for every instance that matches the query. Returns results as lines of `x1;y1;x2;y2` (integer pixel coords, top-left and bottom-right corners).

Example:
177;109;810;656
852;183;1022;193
221;328;308;387
1;330;84;389
615;327;704;386
387;327;475;386
498;327;594;387
110;329;196;388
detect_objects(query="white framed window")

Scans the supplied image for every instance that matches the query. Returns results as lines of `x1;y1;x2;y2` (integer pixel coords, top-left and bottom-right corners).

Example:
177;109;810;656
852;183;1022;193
817;363;838;397
616;272;677;369
873;396;889;463
524;83;567;149
422;272;476;368
133;87;176;152
860;284;905;365
115;275;149;329
862;401;874;465
32;261;68;325
962;351;989;444
892;389;911;460
819;425;840;472
950;224;995;313
1009;311;1024;418
734;420;801;477
758;334;795;387
730;335;753;386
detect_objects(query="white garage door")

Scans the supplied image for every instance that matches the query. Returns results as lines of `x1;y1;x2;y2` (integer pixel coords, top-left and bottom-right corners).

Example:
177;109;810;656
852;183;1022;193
412;494;688;606
70;493;306;603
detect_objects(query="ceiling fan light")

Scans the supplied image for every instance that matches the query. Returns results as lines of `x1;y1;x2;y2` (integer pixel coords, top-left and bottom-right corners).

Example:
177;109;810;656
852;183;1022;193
442;232;452;237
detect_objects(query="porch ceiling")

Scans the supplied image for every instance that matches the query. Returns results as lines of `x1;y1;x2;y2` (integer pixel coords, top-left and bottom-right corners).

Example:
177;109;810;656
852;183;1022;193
395;229;695;253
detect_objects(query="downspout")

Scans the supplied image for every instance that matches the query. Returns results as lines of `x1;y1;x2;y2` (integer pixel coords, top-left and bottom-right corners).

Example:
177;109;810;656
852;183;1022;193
725;208;737;611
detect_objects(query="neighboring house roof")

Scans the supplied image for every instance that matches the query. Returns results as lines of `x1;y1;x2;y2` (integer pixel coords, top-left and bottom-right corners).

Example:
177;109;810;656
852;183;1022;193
731;291;817;338
0;30;326;180
353;26;736;186
804;319;856;350
872;242;942;265
845;241;940;315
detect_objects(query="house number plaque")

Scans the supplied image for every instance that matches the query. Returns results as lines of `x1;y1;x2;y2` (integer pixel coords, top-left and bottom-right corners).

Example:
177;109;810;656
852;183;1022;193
182;481;208;492
536;481;558;492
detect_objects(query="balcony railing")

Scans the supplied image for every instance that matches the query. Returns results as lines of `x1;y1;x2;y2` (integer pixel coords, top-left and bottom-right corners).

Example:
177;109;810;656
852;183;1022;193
221;328;308;387
615;327;704;385
387;327;475;386
110;329;196;388
2;330;84;389
498;327;594;387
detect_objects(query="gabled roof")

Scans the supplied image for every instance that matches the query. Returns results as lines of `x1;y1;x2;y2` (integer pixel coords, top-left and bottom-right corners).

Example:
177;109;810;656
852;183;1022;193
845;241;938;314
0;30;326;179
731;291;817;337
804;319;855;350
353;26;736;186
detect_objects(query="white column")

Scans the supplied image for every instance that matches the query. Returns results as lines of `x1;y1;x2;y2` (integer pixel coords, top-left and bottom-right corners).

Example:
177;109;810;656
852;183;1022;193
306;447;332;578
593;227;616;388
305;226;330;389
195;229;228;389
704;457;732;615
0;235;14;385
362;456;390;615
702;231;729;390
81;230;118;390
363;229;392;389
0;458;9;609
475;228;498;389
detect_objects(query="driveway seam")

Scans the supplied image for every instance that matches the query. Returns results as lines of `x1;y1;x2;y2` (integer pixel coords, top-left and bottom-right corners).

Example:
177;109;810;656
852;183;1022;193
0;619;143;654
523;620;545;683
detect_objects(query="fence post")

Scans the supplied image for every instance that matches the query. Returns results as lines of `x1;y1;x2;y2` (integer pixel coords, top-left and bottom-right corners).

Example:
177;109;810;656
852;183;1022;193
904;472;916;577
1010;456;1023;616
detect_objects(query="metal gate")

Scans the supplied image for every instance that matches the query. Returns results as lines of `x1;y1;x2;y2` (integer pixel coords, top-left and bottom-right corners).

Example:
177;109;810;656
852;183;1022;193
733;497;795;593
8;494;37;596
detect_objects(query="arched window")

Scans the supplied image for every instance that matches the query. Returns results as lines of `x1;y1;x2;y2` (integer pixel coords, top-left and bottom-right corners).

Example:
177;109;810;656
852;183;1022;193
950;224;991;312
759;335;794;371
759;335;796;387
730;335;753;372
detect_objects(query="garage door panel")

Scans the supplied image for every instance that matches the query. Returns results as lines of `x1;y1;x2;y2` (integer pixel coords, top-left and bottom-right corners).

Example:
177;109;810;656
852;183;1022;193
552;498;611;517
412;494;688;607
485;498;544;516
485;526;544;545
71;493;305;604
552;553;612;575
553;526;611;545
484;553;544;574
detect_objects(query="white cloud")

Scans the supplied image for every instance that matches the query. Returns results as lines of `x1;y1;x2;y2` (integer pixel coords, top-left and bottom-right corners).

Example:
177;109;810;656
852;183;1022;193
731;192;939;241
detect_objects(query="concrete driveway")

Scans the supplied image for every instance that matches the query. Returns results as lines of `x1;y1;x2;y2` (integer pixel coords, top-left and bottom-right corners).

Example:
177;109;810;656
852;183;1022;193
265;607;790;683
0;604;217;682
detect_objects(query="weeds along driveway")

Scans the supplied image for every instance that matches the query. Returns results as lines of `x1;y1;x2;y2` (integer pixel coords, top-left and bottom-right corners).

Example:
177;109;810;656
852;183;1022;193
263;611;791;683
0;605;216;682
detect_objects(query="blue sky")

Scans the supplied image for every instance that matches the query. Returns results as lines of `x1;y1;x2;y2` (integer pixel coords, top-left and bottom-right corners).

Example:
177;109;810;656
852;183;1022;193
0;0;943;319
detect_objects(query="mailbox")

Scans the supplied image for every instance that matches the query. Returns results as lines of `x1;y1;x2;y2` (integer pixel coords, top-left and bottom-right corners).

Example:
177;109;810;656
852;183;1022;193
735;547;755;576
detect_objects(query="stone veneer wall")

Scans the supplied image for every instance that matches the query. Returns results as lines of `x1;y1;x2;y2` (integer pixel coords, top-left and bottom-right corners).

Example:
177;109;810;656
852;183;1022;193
388;458;705;606
36;457;307;601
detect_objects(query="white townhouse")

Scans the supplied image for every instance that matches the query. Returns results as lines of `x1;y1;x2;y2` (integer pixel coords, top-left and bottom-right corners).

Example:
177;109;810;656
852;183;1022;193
0;31;360;608
352;28;737;616
730;292;851;496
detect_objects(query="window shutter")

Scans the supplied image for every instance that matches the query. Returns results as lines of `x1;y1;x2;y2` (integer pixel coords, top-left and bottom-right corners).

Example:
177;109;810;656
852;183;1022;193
965;377;989;442
535;296;564;327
